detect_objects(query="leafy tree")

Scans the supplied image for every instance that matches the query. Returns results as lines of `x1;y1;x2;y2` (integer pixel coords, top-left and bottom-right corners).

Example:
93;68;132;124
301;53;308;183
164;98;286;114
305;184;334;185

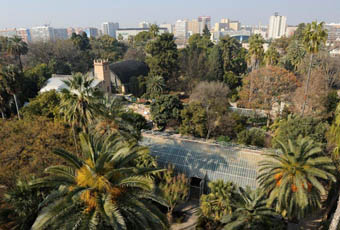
145;33;179;82
221;188;284;230
145;75;165;99
59;73;103;134
270;36;291;55
70;32;91;51
149;24;160;38
272;115;329;148
0;117;75;187
90;35;127;62
24;63;52;91
21;90;61;119
0;79;10;119
127;75;146;97
301;21;328;116
200;180;240;222
264;46;280;66
190;81;230;139
180;102;207;138
158;165;189;223
237;128;266;147
134;31;153;47
150;94;183;130
283;39;306;71
6;36;28;72
207;46;224;82
258;137;336;220
0;178;45;230
203;24;211;38
31;132;169;230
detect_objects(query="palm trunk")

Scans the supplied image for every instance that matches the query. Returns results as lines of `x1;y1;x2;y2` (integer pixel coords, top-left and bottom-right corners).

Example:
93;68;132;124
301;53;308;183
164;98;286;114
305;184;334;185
301;53;314;116
13;94;20;120
329;193;340;230
0;109;5;119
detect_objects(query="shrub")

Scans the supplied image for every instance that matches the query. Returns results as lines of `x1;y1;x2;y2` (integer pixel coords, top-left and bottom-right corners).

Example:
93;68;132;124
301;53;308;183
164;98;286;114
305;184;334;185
237;128;266;147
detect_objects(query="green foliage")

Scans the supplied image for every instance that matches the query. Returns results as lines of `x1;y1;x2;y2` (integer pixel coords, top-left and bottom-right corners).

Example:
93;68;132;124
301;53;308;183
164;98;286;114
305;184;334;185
237;128;266;147
24;63;52;91
247;34;265;70
0;117;75;187
145;75;166;99
70;32;91;51
0;178;46;230
272;115;329;148
200;180;240;222
258;137;336;220
30;132;169;230
127;75;146;98
90;35;127;62
207;46;224;82
21;90;60;118
264;46;280;66
150;94;183;130
145;33;179;82
158;165;189;215
121;111;148;132
221;188;285;230
180;102;207;138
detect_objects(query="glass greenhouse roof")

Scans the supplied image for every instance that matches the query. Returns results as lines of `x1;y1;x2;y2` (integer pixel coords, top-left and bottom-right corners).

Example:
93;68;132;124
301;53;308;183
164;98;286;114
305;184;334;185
141;132;268;189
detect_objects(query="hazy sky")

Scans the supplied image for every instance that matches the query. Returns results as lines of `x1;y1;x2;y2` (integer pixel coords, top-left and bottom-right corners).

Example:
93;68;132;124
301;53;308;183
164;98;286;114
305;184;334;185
1;0;340;29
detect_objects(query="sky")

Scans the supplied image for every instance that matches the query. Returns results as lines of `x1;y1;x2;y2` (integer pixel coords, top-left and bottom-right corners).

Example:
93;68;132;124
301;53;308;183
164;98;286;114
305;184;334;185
1;0;340;29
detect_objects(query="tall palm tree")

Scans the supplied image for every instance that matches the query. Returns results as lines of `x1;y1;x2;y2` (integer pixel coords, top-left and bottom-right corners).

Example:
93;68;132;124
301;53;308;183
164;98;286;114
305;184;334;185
247;34;264;102
264;46;280;66
7;36;28;72
301;21;328;116
59;73;103;134
258;137;336;220
31;132;168;230
0;65;22;119
221;188;282;230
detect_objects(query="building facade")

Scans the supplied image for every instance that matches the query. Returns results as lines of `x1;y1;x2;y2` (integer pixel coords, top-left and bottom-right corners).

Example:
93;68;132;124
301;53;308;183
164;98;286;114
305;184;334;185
30;26;55;42
84;27;99;38
175;19;188;39
116;28;168;40
0;28;31;43
102;22;119;38
268;12;287;39
325;23;340;42
198;16;211;34
160;23;174;34
53;28;68;40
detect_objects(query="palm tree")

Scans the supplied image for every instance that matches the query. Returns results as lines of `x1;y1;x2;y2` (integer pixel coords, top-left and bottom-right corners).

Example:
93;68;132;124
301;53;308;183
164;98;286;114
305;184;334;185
59;73;103;134
146;75;165;99
264;46;280;66
0;65;22;119
149;24;159;39
221;188;282;230
7;36;28;72
31;132;168;230
0;80;10;119
247;34;264;102
258;137;336;220
301;21;328;116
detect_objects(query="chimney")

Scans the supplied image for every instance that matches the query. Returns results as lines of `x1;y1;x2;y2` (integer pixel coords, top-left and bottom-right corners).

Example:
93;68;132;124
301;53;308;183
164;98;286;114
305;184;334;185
94;59;112;94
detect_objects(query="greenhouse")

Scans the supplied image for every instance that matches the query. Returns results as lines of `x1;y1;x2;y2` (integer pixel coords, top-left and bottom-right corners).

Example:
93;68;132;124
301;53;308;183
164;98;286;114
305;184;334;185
141;132;268;196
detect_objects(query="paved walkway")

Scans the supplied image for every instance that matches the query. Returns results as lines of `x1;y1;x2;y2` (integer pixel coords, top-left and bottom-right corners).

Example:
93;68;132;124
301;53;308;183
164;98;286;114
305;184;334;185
171;201;199;230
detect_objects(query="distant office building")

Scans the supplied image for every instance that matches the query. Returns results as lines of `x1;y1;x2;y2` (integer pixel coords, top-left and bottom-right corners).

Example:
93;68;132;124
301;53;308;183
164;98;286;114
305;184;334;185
268;12;287;39
0;28;31;43
102;22;119;38
139;21;151;29
175;19;188;40
229;21;241;31
160;23;174;33
198;16;211;34
116;27;168;40
54;28;68;40
30;26;55;42
212;30;251;43
84;27;99;38
75;28;85;35
214;21;229;32
286;26;298;37
325;23;340;42
187;19;200;35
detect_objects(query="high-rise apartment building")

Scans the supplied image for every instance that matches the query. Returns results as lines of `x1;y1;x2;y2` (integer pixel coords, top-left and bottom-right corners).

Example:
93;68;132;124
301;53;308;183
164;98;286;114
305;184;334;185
175;20;188;39
84;27;99;38
325;23;340;42
0;28;31;43
286;26;298;37
160;23;174;33
229;21;241;31
102;22;119;38
54;28;68;40
30;26;55;42
268;12;287;39
198;16;211;34
188;19;200;35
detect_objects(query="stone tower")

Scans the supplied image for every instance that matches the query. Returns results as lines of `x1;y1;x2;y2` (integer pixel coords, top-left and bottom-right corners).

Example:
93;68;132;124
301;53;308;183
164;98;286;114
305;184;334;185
94;59;112;94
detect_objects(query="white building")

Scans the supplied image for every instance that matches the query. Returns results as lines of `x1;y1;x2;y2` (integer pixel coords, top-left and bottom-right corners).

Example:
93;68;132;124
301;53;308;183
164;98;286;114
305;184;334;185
30;26;55;42
175;20;188;39
139;21;151;28
268;13;287;39
53;28;68;40
160;23;174;34
102;22;119;38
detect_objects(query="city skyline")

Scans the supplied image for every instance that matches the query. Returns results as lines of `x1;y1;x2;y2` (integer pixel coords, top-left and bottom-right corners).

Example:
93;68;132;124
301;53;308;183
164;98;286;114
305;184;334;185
1;0;340;29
